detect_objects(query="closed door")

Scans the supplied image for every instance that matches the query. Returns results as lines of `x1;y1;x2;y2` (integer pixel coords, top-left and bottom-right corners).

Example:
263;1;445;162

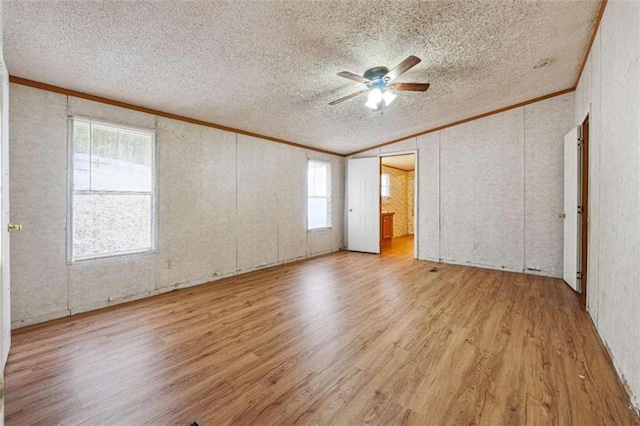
0;59;10;423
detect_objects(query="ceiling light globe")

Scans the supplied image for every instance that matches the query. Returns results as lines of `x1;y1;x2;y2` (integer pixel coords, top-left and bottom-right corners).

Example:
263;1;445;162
369;88;383;103
364;89;383;109
365;89;384;110
365;98;380;110
382;91;396;106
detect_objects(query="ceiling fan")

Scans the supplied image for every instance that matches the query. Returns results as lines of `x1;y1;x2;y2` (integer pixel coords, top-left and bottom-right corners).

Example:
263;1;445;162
329;55;430;110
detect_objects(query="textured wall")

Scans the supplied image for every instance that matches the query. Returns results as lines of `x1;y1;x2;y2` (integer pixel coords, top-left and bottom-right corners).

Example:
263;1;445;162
9;84;344;327
155;118;238;291
574;0;640;412
381;165;412;237
417;132;439;260
10;87;69;323
523;98;573;276
440;109;525;271
349;92;574;277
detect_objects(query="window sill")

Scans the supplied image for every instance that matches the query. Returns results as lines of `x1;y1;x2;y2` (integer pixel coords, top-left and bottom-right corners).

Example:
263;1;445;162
69;249;157;265
307;227;332;233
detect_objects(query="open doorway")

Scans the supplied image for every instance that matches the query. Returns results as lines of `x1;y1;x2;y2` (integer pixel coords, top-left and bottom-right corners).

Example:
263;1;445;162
379;153;416;257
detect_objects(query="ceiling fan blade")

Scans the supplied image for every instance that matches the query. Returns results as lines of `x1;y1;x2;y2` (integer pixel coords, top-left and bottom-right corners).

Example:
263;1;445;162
329;89;369;106
385;56;421;83
337;71;371;84
391;82;430;92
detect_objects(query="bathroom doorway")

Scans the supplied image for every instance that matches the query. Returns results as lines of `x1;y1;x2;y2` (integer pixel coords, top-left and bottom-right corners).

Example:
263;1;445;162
379;153;416;257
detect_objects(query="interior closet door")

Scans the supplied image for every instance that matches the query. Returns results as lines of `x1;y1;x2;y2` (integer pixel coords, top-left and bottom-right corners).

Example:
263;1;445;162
347;157;380;253
563;126;580;292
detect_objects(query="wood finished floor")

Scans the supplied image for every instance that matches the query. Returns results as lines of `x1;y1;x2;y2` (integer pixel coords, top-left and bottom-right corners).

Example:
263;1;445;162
6;235;639;425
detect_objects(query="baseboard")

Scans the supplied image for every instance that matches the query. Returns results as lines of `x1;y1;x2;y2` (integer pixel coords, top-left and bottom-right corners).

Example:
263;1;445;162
585;310;640;417
415;256;560;279
71;290;158;315
438;258;524;275
11;309;71;329
11;247;343;329
157;270;237;294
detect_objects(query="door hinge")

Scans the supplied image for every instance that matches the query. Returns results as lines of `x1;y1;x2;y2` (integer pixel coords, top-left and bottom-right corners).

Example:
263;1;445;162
577;206;583;214
577;272;583;280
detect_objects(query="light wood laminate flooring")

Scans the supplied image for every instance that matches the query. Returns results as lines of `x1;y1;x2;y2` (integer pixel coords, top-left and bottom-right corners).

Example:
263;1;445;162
381;234;414;256
5;243;639;425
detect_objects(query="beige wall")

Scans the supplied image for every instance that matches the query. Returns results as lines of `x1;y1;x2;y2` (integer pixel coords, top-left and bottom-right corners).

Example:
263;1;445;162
381;165;413;237
349;92;574;278
9;84;344;328
574;0;640;412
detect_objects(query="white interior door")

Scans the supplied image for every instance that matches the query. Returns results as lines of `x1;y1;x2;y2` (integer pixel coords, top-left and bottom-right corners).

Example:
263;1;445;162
347;157;380;253
563;126;580;292
0;59;9;424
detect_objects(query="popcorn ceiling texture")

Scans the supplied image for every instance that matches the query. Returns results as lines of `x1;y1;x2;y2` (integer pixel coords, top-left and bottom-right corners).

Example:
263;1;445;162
3;0;601;155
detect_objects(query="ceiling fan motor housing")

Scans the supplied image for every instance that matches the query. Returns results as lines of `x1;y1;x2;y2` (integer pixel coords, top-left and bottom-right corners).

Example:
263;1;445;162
364;66;390;89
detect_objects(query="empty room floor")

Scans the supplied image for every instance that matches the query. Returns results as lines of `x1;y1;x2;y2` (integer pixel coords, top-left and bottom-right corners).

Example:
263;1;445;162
381;234;414;256
5;248;639;425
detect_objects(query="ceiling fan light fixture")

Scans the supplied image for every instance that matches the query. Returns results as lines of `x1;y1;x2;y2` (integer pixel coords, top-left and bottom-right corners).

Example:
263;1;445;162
330;56;429;108
364;98;382;110
382;90;396;106
365;88;383;109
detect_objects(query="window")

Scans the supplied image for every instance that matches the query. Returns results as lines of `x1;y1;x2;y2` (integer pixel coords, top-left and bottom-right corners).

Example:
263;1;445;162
70;117;157;262
307;159;331;230
381;173;391;197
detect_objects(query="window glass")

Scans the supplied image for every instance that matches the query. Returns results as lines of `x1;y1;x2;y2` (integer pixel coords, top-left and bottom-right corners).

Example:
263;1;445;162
381;173;391;197
71;118;156;262
307;160;331;230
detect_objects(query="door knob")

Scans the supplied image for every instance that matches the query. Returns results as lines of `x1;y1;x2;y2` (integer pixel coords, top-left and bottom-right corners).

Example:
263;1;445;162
8;223;22;232
558;213;566;219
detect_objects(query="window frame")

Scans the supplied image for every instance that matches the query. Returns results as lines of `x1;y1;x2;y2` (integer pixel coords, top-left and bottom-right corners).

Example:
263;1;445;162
67;116;158;264
306;159;332;231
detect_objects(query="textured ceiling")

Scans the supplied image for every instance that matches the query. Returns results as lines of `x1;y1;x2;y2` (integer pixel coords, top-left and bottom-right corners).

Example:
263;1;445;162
4;0;601;155
382;154;415;171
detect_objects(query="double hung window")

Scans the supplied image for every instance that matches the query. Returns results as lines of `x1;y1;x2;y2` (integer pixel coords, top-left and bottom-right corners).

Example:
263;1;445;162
70;117;157;262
